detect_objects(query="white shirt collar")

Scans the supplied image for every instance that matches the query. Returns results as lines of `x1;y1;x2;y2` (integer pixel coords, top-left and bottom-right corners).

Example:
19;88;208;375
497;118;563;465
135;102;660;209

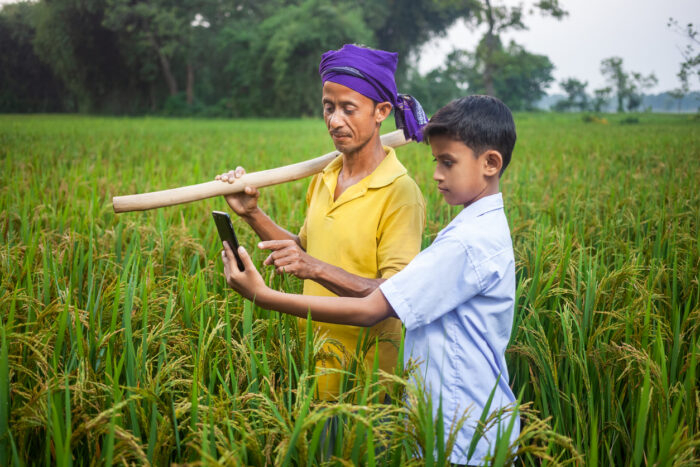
454;192;504;222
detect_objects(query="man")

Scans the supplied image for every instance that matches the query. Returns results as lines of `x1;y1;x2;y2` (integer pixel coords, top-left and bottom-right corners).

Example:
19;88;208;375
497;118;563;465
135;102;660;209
216;44;427;400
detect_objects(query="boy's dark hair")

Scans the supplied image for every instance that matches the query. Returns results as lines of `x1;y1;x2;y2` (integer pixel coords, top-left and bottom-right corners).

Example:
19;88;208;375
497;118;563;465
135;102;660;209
423;95;516;175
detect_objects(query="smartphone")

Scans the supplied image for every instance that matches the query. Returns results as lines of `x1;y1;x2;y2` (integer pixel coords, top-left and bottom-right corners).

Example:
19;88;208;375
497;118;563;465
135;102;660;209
212;211;245;271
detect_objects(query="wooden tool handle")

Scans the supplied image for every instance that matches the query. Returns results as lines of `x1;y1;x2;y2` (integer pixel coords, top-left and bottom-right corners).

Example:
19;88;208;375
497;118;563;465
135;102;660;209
112;130;412;213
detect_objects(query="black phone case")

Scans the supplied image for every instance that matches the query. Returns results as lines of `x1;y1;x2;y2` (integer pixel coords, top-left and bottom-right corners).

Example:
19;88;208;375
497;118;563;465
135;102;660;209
212;211;245;271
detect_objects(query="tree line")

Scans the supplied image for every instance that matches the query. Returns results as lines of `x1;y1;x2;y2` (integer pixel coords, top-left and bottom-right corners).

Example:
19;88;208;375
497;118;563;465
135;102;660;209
0;0;467;115
15;1;696;116
1;0;578;116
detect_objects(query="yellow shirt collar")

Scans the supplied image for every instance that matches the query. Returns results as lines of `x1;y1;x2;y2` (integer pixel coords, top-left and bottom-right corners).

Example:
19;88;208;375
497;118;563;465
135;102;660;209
322;146;407;190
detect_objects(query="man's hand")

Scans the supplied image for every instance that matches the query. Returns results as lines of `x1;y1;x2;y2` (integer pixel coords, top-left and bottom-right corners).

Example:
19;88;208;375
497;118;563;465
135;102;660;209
215;166;260;218
221;241;267;300
259;240;319;280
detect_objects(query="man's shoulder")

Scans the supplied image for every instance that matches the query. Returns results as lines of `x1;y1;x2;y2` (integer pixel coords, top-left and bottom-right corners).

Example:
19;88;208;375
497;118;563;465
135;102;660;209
380;173;424;206
304;172;324;201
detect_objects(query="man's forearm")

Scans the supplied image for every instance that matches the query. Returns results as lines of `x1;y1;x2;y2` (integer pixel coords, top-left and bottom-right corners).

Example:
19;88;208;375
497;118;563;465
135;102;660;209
311;262;386;298
243;208;302;246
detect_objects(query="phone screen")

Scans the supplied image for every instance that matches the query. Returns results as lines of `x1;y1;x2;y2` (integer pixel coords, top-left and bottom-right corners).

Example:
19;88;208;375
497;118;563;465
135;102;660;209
212;211;245;271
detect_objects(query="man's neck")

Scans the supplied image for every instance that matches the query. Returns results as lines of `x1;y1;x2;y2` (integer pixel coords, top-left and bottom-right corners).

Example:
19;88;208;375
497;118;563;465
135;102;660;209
340;134;386;179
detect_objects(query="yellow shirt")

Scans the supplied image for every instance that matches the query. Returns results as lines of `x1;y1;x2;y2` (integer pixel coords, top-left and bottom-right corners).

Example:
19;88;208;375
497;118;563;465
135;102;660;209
299;146;426;400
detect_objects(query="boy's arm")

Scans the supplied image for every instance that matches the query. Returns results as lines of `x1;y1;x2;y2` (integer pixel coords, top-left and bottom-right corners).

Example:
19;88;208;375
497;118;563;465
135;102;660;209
222;243;397;327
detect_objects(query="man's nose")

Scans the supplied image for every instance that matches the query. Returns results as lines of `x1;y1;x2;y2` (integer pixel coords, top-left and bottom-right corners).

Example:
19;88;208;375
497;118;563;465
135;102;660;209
433;167;443;181
327;111;342;129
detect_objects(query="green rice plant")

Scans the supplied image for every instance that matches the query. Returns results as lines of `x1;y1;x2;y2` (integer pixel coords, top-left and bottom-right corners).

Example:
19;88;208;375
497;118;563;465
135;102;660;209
0;113;698;465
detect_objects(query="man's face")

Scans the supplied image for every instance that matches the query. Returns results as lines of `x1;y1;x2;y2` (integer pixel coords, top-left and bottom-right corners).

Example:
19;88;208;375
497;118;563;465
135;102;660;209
429;134;491;207
322;81;385;154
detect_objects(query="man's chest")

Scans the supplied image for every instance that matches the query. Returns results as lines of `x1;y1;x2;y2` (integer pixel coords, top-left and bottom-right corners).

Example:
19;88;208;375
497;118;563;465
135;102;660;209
304;188;387;271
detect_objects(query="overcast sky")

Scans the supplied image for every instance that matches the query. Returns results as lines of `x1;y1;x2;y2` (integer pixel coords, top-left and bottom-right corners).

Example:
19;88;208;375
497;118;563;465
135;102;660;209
415;0;700;94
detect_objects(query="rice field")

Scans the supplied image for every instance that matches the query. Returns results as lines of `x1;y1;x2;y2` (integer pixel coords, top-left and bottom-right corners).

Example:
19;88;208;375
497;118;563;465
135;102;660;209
0;113;699;465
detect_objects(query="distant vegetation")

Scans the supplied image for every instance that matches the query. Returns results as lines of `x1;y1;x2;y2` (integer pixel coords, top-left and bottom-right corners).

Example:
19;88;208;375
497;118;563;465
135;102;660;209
1;113;699;464
3;1;696;116
0;0;477;115
0;0;570;115
538;91;700;113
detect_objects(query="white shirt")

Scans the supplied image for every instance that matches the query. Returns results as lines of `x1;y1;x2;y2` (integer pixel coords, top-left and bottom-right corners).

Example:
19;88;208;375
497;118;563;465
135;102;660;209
380;193;518;464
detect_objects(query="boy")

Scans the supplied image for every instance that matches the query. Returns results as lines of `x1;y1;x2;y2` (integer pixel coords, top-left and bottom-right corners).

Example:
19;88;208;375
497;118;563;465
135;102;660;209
221;95;519;464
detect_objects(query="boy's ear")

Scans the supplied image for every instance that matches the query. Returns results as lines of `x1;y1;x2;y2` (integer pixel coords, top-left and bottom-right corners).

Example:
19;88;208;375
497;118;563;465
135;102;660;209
482;150;503;177
375;101;392;123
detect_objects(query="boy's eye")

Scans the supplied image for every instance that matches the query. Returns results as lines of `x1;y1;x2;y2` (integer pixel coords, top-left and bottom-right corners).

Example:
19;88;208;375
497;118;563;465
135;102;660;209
433;157;453;168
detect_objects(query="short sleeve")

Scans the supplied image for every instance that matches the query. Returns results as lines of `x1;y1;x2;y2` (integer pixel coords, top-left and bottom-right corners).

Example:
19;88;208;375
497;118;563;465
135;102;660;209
376;203;425;278
379;236;483;330
376;179;426;278
298;174;320;250
298;217;308;250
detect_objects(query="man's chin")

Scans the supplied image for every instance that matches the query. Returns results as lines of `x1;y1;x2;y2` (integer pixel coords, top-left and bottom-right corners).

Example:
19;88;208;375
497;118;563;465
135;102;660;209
333;141;352;153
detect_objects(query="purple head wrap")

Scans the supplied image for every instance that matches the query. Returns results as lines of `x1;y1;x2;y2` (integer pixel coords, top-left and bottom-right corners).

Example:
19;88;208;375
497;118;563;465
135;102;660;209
319;44;428;142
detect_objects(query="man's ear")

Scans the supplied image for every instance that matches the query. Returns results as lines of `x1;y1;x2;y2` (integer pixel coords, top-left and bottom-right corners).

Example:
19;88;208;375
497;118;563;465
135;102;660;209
482;150;503;177
375;101;392;123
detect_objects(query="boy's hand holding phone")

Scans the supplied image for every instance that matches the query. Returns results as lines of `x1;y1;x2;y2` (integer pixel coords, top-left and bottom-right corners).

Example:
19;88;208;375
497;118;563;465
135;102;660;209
221;242;267;300
213;210;268;300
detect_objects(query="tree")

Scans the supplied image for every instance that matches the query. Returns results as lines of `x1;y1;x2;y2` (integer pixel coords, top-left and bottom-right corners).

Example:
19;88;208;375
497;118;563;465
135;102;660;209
668;18;700;112
466;0;566;96
103;0;218;106
2;0;482;116
553;78;588;112
668;88;686;112
600;57;657;112
217;0;373;117
430;42;553;111
0;2;66;112
627;71;658;111
218;0;478;116
402;66;463;114
367;0;474;79
33;0;152;113
591;87;612;112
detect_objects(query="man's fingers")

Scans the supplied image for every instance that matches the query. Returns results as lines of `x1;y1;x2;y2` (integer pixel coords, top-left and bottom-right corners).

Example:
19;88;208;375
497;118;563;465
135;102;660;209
218;168;245;184
263;251;284;266
244;186;259;197
271;256;296;267
263;246;297;265
258;239;295;251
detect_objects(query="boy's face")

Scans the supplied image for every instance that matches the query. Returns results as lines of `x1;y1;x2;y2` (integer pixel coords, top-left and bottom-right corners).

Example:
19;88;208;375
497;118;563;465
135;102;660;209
430;134;500;207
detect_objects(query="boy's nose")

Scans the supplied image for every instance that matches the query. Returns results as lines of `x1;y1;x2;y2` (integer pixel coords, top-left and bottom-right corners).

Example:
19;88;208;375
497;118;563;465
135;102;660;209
433;168;443;181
